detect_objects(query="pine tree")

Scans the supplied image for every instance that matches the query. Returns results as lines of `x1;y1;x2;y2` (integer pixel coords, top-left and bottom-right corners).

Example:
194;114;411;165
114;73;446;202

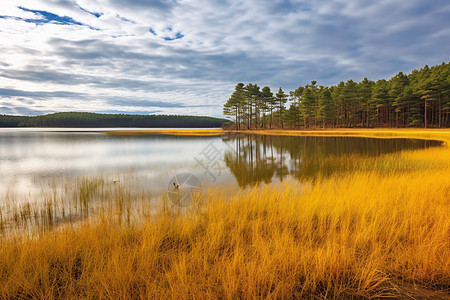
289;86;304;128
223;83;245;129
358;78;374;127
371;79;390;127
261;86;274;129
389;72;409;127
301;87;315;128
318;87;334;128
275;87;288;129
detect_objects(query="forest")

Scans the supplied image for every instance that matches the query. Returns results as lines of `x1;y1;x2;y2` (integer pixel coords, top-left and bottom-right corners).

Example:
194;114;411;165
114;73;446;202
0;112;228;128
223;62;450;129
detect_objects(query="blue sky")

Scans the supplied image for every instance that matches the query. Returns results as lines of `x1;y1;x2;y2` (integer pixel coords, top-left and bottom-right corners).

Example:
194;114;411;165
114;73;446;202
0;0;449;117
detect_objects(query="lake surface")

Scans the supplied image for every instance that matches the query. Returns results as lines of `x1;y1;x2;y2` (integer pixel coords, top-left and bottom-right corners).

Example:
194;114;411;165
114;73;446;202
0;128;443;203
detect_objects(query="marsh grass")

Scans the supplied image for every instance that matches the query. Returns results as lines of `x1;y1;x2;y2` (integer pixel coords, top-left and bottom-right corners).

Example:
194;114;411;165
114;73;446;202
0;129;449;299
0;172;163;233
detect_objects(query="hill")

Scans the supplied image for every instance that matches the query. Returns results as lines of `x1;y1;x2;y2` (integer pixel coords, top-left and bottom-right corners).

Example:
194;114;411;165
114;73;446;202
0;112;229;128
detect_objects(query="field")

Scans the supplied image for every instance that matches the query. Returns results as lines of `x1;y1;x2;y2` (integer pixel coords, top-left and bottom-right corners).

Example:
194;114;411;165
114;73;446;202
0;129;449;299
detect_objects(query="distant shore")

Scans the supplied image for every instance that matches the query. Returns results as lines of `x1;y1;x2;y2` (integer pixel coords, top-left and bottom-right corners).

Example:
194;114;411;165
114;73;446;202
105;128;226;136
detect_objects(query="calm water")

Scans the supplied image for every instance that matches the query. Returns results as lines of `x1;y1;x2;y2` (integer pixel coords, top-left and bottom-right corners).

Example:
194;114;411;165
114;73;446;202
0;128;442;202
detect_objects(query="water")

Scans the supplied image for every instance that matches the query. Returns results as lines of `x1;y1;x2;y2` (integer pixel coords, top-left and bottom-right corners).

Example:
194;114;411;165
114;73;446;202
223;133;443;187
0;128;443;202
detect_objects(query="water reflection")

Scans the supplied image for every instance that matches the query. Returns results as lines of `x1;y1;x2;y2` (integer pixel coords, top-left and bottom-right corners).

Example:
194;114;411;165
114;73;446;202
222;133;442;187
0;129;443;198
0;130;222;198
2;129;444;232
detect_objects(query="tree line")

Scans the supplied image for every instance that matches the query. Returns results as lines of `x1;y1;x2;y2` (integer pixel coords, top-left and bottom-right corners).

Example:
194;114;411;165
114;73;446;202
0;112;229;128
223;62;450;129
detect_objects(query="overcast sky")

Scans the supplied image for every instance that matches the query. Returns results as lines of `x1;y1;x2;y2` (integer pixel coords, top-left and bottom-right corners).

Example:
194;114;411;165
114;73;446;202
1;0;449;117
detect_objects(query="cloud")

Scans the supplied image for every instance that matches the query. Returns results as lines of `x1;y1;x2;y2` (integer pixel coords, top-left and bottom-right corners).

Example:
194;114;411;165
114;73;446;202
0;0;449;117
0;88;85;99
107;98;191;108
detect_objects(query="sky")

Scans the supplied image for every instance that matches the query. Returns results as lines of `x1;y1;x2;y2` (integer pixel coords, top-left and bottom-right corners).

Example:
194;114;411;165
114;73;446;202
0;0;449;117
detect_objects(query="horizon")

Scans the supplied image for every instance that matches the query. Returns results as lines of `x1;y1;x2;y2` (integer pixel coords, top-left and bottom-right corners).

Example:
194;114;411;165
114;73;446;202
1;0;449;118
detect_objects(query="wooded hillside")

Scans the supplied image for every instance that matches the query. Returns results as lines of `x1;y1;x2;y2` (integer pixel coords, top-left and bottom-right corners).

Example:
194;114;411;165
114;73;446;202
0;112;228;128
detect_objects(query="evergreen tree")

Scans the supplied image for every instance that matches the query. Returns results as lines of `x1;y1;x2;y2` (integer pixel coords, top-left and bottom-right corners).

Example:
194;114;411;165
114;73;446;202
358;78;374;127
261;86;275;129
223;83;245;129
275;87;288;129
371;80;390;127
332;82;346;127
318;87;333;128
244;83;261;129
301;87;315;128
389;72;409;127
289;86;304;128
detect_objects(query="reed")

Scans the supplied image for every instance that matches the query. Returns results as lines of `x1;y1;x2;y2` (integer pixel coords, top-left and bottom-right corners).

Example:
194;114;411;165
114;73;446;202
0;129;449;299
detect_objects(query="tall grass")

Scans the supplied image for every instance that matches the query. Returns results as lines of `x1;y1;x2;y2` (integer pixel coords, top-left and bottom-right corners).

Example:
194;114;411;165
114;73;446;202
0;172;157;233
0;129;449;299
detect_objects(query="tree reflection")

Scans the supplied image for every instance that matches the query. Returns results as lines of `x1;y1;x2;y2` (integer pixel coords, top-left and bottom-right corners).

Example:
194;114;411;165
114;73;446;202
222;134;442;187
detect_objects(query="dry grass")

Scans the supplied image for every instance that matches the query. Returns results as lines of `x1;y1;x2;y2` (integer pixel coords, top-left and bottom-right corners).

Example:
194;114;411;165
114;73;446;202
0;129;449;299
236;128;450;143
106;127;450;143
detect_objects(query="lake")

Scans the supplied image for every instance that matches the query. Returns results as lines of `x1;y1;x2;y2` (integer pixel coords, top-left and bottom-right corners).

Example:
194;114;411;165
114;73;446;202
0;128;443;205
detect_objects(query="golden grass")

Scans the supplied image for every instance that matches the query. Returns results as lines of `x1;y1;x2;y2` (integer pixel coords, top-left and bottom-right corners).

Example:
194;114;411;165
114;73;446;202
1;129;449;299
106;127;449;143
240;128;450;144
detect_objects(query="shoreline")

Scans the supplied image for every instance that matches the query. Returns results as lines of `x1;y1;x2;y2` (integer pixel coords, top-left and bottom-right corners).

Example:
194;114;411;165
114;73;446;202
105;128;226;136
104;128;450;144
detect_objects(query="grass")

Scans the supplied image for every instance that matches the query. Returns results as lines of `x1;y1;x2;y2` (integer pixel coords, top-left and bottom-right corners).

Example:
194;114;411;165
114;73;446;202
0;172;155;233
107;127;450;142
0;129;449;299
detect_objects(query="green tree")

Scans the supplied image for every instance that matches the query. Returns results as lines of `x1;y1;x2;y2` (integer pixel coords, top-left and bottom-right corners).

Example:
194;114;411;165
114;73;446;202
318;87;334;128
358;78;374;127
289;86;304;128
332;82;345;127
261;86;275;129
301;87;315;128
371;79;390;127
223;83;245;129
244;83;261;129
389;72;409;127
275;87;288;129
342;80;359;127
